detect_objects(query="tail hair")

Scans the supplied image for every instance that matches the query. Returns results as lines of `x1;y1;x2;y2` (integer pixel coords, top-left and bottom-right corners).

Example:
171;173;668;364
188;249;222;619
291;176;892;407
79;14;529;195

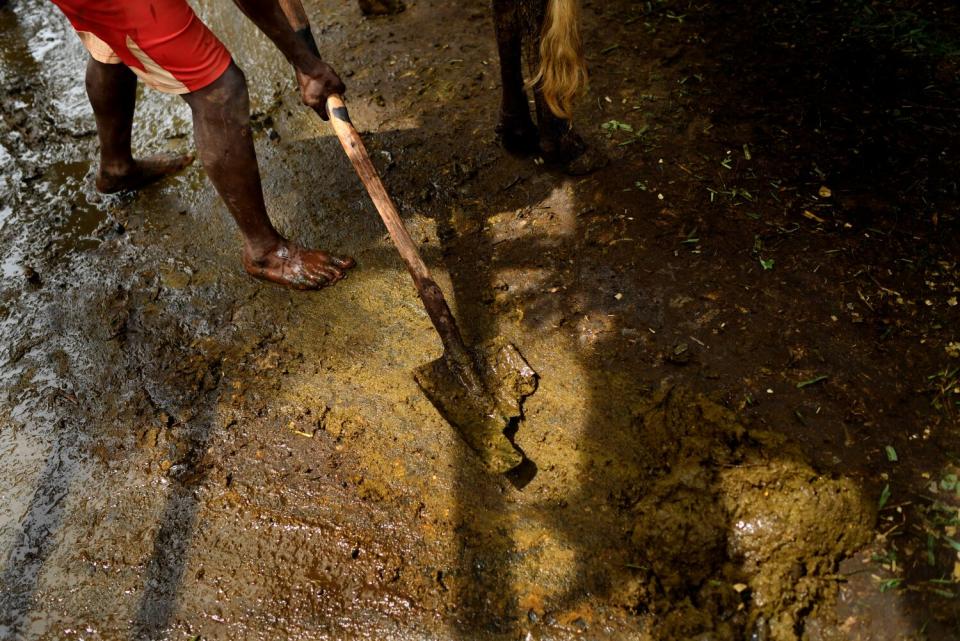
528;0;587;120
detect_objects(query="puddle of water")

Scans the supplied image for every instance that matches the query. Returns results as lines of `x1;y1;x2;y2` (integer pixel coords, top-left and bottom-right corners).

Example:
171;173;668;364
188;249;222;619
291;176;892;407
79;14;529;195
1;161;107;268
28;26;64;62
2;244;26;279
44;160;108;253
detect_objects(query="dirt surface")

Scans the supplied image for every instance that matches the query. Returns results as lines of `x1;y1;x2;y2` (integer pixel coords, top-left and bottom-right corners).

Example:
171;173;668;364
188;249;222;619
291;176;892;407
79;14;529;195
1;0;959;639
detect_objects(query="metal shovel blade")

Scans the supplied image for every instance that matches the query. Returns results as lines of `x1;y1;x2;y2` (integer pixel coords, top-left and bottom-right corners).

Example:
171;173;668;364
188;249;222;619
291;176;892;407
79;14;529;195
414;338;538;474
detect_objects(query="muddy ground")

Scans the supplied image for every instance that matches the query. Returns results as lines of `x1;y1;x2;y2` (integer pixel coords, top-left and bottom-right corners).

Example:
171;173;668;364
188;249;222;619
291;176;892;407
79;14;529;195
1;0;959;639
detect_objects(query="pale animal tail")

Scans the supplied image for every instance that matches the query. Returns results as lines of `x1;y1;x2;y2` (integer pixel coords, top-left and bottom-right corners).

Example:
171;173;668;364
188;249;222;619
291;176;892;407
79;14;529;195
528;0;587;120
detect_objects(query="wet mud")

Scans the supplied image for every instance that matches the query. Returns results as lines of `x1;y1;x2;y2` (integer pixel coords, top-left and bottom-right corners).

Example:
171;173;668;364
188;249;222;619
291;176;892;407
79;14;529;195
2;0;959;640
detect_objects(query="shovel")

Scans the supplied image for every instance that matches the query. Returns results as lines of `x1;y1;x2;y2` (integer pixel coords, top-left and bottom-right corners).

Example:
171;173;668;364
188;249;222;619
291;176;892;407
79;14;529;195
323;94;537;473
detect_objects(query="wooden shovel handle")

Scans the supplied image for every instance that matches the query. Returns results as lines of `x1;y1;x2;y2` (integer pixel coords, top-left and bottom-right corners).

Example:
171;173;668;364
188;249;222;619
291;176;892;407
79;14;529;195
324;95;429;284
324;95;473;366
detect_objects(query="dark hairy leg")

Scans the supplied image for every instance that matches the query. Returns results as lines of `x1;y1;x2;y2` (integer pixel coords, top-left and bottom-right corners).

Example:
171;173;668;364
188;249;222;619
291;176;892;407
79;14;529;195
525;0;605;174
533;84;586;164
523;0;584;166
85;58;194;193
181;62;354;290
535;87;607;175
492;0;539;155
534;83;607;175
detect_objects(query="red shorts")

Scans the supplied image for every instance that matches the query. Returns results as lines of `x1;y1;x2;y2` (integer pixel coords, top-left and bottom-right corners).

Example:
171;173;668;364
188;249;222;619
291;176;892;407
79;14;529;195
51;0;232;94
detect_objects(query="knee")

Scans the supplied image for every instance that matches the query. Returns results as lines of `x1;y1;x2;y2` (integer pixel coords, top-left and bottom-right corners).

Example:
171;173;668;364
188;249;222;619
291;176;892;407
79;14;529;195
84;58;133;94
218;64;249;105
187;63;250;124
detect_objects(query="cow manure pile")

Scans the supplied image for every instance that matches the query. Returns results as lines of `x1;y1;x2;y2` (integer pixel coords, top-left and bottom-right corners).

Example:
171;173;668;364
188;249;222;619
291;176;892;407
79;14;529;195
616;385;875;640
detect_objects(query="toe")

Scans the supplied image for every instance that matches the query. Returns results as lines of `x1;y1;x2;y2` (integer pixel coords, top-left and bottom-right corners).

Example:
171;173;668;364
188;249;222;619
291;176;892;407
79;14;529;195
323;266;345;283
158;152;194;172
331;255;356;269
304;264;338;286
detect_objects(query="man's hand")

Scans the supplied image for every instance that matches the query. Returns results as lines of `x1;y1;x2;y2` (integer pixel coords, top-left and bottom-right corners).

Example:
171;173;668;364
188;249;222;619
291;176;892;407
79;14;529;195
295;60;345;120
230;0;347;118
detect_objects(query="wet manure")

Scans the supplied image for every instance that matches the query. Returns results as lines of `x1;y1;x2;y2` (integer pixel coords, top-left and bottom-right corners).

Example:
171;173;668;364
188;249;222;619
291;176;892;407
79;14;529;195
625;385;875;641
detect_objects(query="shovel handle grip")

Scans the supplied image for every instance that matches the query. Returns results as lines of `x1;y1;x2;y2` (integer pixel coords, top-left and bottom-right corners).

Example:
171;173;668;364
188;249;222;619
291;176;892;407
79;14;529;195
324;95;474;367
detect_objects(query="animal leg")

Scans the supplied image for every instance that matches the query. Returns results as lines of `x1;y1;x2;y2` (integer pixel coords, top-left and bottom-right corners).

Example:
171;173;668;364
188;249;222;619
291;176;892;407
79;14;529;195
492;0;539;155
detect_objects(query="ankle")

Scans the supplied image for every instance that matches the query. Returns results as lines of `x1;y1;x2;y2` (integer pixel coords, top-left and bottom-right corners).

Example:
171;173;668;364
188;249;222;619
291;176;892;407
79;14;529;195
243;237;286;264
99;158;136;178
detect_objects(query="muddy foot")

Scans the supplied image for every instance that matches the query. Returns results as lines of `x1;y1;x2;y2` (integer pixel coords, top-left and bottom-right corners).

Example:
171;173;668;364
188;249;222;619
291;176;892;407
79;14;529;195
496;112;540;157
96;152;194;194
358;0;405;16
243;240;356;290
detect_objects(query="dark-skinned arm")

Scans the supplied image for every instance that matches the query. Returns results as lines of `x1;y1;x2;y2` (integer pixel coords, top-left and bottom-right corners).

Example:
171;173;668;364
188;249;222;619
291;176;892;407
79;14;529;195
230;0;344;118
277;0;321;56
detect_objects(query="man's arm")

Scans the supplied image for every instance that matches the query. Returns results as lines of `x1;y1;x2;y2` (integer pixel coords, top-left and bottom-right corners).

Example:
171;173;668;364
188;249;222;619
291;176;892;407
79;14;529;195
230;0;344;117
277;0;319;55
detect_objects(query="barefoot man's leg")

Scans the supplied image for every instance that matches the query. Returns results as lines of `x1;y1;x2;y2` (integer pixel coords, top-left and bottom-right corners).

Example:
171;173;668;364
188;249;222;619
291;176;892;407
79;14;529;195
181;63;354;289
85;58;194;193
53;0;355;290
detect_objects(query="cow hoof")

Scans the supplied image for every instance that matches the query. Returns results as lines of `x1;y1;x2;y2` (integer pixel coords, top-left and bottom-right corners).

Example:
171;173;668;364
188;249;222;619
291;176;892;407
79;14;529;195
541;130;607;175
560;146;609;176
359;0;405;16
496;117;540;157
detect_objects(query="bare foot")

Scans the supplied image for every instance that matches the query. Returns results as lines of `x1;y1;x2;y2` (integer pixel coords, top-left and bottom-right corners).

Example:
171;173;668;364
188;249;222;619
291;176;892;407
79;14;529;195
243;240;356;290
96;152;195;193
